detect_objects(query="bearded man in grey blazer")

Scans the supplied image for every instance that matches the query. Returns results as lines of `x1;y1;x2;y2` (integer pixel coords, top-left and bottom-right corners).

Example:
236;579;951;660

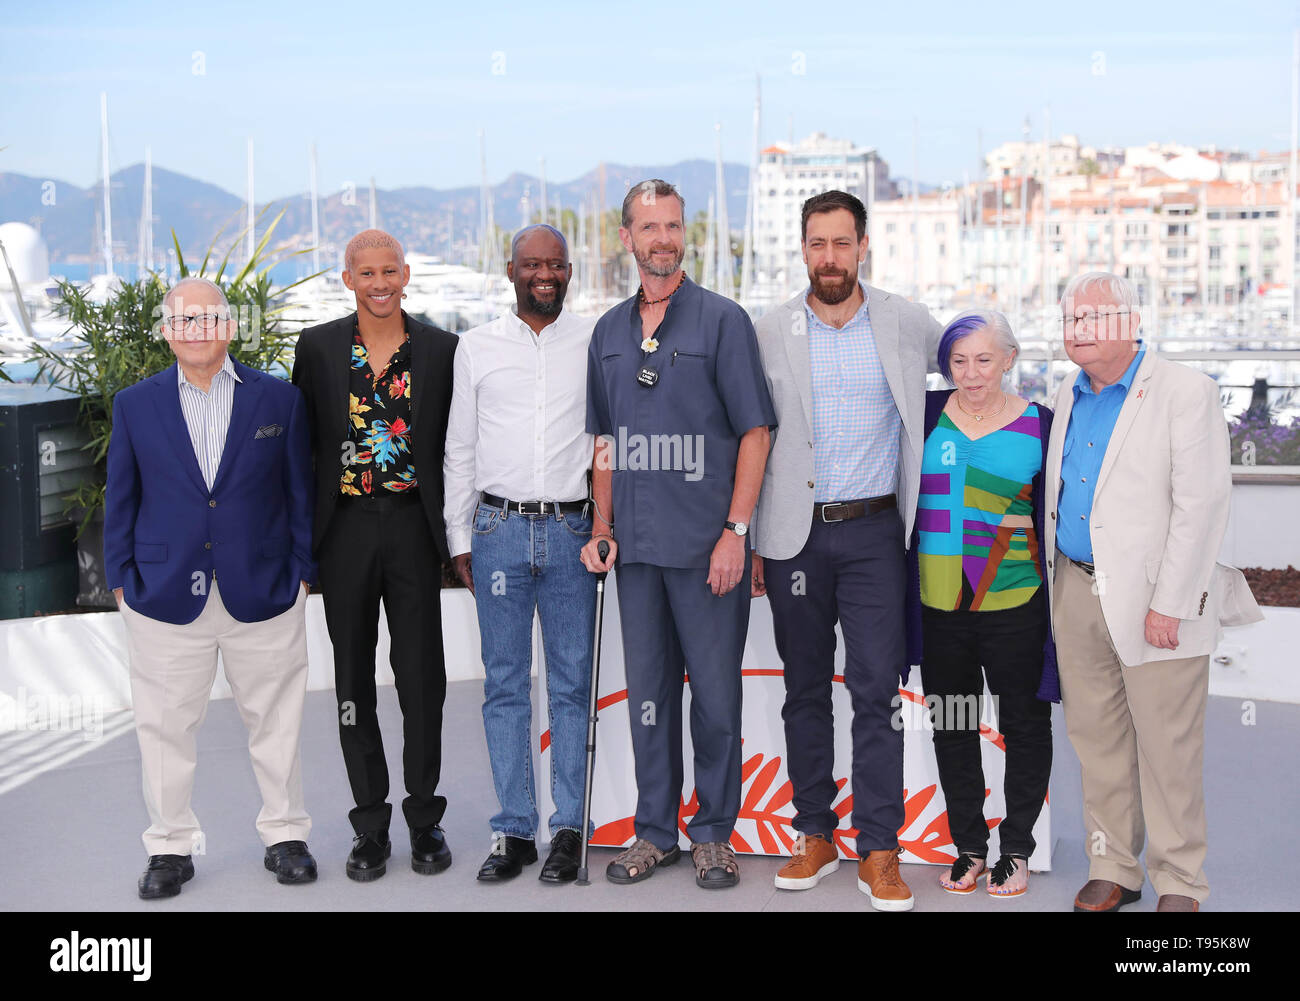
751;190;941;911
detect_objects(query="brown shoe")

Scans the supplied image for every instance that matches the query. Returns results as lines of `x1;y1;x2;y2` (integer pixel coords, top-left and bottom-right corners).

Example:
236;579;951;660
774;833;839;891
1073;878;1142;912
1156;894;1200;912
856;847;914;911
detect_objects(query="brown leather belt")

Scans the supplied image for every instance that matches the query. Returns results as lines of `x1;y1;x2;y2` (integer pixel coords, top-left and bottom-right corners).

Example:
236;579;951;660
814;494;897;523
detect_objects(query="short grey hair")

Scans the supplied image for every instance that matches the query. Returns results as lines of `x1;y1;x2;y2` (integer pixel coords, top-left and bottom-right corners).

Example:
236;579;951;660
621;179;685;230
1060;271;1139;313
937;309;1019;384
510;223;568;262
164;276;230;315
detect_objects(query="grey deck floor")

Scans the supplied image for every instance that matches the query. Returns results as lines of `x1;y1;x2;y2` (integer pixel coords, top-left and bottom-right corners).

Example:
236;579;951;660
1;681;1295;912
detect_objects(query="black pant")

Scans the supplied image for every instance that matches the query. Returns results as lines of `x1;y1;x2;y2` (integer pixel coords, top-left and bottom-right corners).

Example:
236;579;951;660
319;495;447;835
919;590;1051;858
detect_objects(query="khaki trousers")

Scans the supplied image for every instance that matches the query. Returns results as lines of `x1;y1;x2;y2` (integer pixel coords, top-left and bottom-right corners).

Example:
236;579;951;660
1053;557;1210;903
122;581;311;856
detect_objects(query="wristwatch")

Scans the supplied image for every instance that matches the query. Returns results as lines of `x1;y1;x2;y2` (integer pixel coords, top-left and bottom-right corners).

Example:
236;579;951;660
725;520;748;537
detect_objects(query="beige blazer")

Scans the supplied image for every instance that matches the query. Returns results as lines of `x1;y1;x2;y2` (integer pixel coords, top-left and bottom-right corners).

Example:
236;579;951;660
1044;350;1259;666
752;285;942;560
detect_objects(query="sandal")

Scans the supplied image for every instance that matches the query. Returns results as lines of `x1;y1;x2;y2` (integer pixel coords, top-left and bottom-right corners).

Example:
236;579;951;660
939;852;986;895
605;838;681;884
986;854;1029;898
692;841;740;889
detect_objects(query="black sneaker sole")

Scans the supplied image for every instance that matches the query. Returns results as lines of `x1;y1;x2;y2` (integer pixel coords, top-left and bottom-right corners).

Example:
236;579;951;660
346;862;387;882
412;854;452;875
606;844;681;884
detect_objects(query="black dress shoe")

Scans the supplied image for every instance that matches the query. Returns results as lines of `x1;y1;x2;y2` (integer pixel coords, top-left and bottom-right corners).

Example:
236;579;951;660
410;824;452;875
476;835;537;882
264;840;318;884
138;855;194;900
539;829;583;884
346;830;391;882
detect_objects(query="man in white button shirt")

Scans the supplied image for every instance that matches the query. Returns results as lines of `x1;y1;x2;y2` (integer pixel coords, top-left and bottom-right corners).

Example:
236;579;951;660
444;224;598;884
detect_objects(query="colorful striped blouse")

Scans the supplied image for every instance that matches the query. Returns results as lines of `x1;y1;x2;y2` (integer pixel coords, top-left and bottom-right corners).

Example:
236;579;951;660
917;404;1045;611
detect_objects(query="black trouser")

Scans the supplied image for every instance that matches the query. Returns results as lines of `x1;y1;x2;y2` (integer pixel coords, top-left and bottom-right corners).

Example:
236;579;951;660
919;589;1051;858
319;493;447;835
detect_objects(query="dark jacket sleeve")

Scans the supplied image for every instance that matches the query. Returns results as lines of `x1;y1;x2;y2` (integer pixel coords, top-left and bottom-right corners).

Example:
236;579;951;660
1033;403;1060;703
103;391;140;593
905;389;954;671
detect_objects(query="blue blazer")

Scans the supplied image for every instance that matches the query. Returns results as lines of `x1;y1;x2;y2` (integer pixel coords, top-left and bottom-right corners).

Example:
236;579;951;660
104;357;317;625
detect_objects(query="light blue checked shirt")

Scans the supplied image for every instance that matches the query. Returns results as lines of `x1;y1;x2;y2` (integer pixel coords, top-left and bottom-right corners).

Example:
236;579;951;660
805;284;901;503
177;353;241;491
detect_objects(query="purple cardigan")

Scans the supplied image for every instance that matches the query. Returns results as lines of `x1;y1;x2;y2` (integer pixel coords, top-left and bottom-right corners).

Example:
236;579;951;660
904;389;1060;703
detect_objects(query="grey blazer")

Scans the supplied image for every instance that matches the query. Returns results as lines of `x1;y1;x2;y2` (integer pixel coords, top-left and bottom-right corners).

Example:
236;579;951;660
751;285;942;560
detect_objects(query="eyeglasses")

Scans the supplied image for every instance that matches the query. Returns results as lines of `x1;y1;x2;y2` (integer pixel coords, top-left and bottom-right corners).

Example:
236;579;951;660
1060;309;1133;331
163;312;226;333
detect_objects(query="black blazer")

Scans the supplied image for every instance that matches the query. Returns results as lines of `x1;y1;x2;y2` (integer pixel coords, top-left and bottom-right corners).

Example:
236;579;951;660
291;311;459;562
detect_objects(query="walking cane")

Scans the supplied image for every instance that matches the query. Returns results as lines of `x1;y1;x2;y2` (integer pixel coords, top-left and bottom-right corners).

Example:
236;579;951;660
575;539;610;886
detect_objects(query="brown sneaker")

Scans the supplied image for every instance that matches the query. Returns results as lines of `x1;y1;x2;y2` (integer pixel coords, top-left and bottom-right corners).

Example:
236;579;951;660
774;833;840;890
857;847;914;911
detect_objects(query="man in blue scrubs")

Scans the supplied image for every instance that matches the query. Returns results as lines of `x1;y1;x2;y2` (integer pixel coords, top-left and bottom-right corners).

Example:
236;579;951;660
581;179;775;889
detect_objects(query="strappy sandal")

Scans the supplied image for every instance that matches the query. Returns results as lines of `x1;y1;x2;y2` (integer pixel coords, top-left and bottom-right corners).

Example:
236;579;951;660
939;852;986;894
692;841;740;889
987;853;1029;898
605;838;681;884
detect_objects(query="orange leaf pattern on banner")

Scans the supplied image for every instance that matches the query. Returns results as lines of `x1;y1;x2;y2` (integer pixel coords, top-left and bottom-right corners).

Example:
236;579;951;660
588;753;1006;864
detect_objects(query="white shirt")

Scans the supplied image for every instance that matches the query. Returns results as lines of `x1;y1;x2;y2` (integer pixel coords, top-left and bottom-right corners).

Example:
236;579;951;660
443;306;595;557
177;354;241;491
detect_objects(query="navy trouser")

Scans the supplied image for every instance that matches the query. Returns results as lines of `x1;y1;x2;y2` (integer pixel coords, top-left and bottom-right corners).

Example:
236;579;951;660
614;558;752;850
765;510;906;855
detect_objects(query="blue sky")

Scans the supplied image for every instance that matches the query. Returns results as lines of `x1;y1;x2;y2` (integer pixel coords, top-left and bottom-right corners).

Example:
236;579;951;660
2;0;1296;200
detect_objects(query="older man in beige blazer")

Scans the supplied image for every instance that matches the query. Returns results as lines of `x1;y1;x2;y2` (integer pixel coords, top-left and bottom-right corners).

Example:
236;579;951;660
1044;271;1258;913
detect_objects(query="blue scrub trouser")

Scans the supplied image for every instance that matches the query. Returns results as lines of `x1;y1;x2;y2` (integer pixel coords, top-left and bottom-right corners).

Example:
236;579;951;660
613;558;752;850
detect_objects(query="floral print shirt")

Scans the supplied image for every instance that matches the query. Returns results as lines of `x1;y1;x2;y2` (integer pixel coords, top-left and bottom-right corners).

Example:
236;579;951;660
340;325;418;496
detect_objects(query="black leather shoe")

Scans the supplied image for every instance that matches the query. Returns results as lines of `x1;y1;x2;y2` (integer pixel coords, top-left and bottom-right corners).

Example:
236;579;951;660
539;829;583;884
264;840;318;884
138;854;194;899
476;834;537;882
346;830;391;882
410;824;452;875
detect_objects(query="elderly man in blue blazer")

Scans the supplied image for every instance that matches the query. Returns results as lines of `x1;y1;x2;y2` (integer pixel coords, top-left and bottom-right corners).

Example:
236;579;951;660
105;276;317;900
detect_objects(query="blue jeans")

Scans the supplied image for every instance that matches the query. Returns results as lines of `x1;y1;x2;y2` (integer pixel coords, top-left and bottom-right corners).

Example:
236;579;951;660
471;500;597;840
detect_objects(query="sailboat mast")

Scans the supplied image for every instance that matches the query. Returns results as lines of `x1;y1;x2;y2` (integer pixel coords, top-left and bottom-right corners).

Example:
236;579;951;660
100;92;114;279
246;138;255;266
714;124;732;299
138;146;153;275
740;74;760;306
309;143;321;275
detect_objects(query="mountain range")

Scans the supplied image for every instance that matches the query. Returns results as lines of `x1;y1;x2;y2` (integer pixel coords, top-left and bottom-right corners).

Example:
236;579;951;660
1;160;764;273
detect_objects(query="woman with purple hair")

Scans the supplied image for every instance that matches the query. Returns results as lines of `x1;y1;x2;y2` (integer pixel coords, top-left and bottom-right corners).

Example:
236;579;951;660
906;309;1058;898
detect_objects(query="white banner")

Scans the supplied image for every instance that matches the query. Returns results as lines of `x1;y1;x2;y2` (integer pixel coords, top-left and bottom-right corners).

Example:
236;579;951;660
535;573;1051;870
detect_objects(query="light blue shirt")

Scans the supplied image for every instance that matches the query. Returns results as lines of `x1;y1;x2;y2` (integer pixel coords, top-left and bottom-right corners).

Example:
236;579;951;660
1056;344;1146;562
804;284;901;502
177;353;241;491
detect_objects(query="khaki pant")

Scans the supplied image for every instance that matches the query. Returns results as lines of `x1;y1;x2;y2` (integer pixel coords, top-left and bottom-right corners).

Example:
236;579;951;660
1053;557;1210;903
122;581;311;856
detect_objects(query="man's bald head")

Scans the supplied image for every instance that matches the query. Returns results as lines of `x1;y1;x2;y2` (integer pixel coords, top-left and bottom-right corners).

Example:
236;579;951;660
344;229;405;273
163;276;229;314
